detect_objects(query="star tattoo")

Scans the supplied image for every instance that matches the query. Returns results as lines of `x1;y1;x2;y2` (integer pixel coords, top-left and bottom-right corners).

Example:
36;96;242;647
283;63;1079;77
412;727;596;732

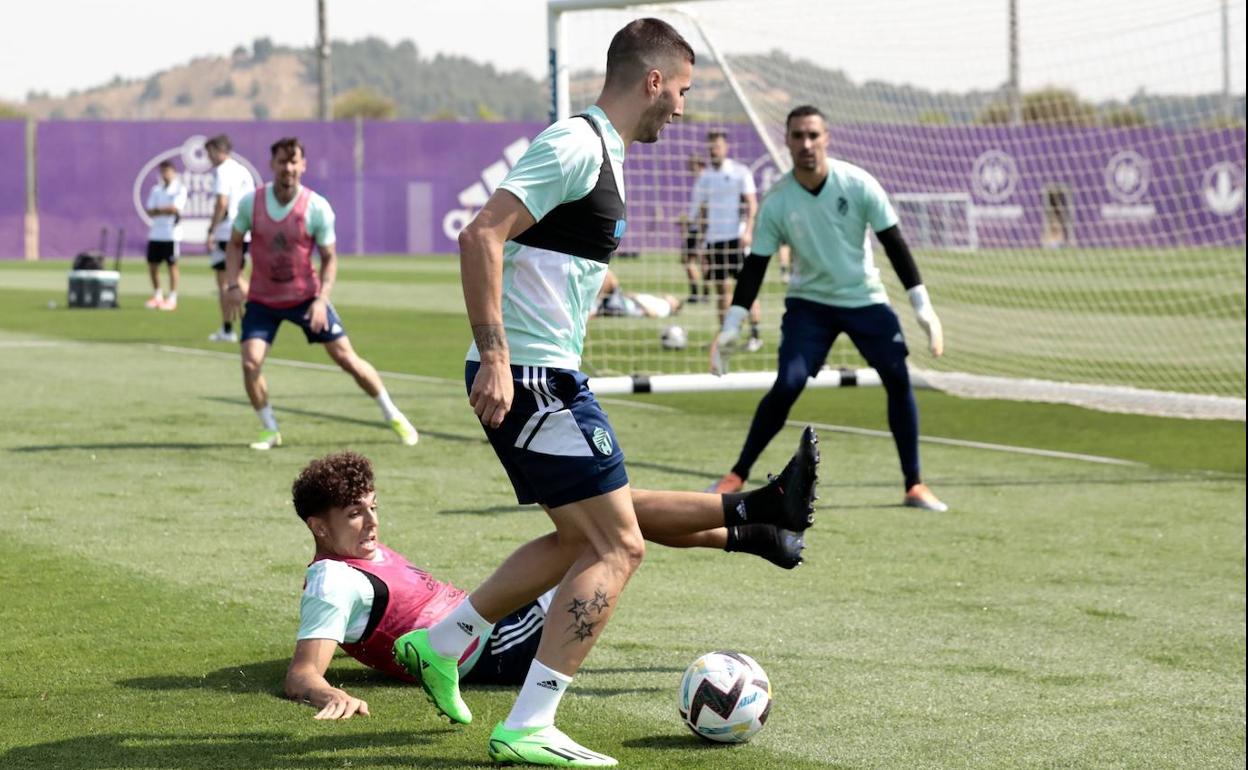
566;597;590;622
568;619;596;643
589;589;611;614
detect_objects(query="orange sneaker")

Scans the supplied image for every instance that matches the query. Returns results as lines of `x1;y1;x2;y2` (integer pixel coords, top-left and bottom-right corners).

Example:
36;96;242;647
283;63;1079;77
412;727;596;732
904;483;948;512
705;471;745;494
144;295;163;309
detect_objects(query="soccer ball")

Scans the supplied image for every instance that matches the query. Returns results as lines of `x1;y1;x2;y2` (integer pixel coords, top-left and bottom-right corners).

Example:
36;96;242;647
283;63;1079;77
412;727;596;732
660;324;688;350
678;651;772;743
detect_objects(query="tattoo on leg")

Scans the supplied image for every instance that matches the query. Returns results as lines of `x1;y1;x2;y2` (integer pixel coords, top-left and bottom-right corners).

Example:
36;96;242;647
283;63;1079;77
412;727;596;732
566;597;590;622
569;619;597;643
563;588;614;645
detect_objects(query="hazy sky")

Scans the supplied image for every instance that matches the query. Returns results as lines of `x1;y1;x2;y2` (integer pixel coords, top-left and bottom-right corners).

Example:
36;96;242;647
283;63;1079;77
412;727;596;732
1;0;1243;104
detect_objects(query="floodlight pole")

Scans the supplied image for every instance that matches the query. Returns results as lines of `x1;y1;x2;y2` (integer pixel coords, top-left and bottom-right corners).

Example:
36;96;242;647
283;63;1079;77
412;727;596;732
1222;0;1232;122
317;0;331;121
1008;0;1021;126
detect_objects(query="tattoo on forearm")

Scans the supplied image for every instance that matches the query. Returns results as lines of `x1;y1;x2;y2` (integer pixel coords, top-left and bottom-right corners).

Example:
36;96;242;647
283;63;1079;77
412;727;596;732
564;587;614;645
472;324;508;353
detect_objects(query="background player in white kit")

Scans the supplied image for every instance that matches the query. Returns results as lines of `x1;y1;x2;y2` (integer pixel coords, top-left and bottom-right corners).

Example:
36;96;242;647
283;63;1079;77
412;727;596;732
205;134;256;342
142;160;187;311
689;130;763;351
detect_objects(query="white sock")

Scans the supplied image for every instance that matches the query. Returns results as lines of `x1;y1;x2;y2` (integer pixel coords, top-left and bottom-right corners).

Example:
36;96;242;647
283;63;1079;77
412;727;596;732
151;289;163;299
375;389;401;421
505;660;573;730
167;291;177;302
256;405;278;431
428;598;490;659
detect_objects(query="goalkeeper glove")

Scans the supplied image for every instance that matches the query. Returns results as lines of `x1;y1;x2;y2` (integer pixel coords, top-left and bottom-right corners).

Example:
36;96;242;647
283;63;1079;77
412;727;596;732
710;305;749;376
907;285;944;357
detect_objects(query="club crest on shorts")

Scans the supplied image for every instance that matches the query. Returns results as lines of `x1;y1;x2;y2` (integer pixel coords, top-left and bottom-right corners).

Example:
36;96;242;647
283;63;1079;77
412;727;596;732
592;427;613;455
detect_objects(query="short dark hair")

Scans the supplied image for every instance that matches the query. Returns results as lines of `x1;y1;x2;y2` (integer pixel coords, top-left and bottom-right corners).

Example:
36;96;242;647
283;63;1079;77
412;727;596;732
292;451;375;521
270;136;305;160
603;18;694;91
785;105;826;130
158;160;175;171
204;134;232;152
706;130;727;142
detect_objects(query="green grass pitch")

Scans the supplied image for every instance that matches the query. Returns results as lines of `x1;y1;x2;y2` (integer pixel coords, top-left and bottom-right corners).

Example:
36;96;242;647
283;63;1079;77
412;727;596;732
0;256;1243;769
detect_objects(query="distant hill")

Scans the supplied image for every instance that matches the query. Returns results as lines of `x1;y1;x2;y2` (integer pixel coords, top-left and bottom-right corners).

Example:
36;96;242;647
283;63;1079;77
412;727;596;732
11;39;1244;128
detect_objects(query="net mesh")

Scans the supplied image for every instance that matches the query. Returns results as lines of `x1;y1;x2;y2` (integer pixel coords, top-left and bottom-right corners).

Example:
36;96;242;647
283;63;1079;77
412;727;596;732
555;0;1246;416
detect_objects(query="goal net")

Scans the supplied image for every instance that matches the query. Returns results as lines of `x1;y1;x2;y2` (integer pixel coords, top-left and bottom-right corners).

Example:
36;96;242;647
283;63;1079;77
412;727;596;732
550;0;1246;419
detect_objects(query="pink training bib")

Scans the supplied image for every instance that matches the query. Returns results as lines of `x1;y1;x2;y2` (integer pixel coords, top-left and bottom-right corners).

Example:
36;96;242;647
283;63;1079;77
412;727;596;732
249;184;320;309
313;544;469;682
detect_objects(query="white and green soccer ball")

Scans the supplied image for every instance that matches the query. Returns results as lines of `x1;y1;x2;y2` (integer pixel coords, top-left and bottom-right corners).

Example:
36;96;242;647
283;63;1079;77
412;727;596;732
660;324;688;350
678;651;772;743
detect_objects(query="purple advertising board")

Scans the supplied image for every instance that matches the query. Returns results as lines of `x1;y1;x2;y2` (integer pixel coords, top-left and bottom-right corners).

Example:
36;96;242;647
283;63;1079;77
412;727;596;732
0;121;26;259
34;122;356;259
20;119;1245;259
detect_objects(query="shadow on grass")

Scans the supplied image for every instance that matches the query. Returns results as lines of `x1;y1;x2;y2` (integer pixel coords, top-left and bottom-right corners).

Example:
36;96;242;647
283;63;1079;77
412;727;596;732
203;396;485;444
117;658;405;698
1;730;471;770
438;504;536;516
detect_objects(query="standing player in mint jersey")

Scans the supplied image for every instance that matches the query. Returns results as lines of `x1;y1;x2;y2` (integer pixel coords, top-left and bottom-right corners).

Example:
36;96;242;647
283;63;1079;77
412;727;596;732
222;137;420;451
396;20;815;769
709;105;948;513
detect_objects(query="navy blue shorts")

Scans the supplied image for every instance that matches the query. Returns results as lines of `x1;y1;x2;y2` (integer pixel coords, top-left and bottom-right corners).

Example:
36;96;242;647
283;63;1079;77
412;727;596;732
779;297;909;373
462;599;546;686
241;298;347;345
465;362;628;509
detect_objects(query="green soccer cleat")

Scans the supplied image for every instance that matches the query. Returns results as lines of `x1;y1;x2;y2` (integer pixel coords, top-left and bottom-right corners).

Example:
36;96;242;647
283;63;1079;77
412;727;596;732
393;629;471;724
248;429;282;451
488;722;617;767
389;416;420;446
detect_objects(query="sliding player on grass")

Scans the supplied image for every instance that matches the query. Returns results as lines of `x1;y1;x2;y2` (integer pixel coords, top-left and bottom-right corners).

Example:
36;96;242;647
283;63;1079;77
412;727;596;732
284;449;814;720
709;105;949;513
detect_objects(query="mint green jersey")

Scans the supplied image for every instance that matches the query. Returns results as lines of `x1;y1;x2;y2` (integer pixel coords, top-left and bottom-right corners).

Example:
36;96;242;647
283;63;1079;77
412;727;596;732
466;105;626;370
752;159;898;308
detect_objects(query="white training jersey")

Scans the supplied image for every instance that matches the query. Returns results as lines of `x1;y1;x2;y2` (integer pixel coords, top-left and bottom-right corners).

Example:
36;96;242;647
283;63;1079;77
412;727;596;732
689;158;756;244
212;157;256;242
146;179;188;242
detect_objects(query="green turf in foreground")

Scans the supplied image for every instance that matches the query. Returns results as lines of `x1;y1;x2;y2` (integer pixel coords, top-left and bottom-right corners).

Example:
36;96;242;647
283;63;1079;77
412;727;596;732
0;328;1243;769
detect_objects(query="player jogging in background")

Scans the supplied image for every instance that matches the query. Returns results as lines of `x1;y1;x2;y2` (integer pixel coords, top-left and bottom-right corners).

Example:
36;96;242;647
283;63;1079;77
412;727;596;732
143;160;187;311
394;19;815;768
689;130;763;351
222;136;419;451
205;134;256;342
285;450;812;720
709;105;949;513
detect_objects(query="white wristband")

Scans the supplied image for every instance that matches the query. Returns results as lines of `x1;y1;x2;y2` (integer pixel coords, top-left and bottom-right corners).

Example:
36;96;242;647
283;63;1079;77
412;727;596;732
907;285;933;316
721;304;749;333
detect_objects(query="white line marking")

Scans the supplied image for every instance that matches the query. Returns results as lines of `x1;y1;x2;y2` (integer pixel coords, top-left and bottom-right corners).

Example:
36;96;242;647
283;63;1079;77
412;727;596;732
152;344;456;384
789;419;1145;467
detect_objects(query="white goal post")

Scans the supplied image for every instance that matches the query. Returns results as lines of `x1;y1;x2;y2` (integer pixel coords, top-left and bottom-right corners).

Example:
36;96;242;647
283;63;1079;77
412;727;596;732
548;0;1246;420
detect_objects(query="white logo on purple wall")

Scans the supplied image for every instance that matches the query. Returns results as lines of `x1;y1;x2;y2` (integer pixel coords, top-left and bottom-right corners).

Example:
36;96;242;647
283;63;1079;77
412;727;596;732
131;135;262;242
1202;161;1244;216
1104;150;1150;204
971;150;1019;203
442;137;531;240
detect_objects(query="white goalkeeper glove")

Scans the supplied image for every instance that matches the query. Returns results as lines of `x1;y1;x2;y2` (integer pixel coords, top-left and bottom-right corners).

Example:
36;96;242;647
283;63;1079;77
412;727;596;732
907;285;944;357
709;304;749;376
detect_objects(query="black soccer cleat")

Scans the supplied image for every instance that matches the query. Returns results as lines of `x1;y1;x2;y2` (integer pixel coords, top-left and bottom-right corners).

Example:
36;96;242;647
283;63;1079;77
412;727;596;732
768;527;806;570
759;425;820;531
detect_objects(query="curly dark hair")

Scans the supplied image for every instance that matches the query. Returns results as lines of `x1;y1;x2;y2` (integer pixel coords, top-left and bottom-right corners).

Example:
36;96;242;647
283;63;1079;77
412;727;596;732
292;451;375;521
